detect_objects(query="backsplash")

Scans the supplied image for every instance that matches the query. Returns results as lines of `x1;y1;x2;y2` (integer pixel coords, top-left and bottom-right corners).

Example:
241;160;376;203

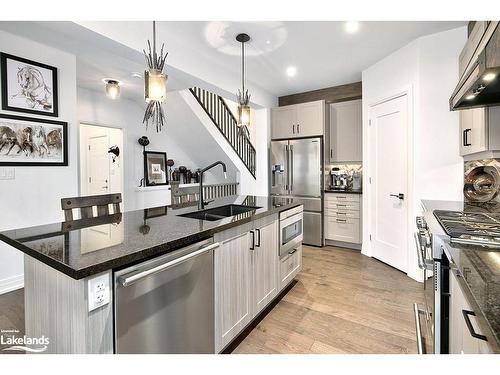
464;158;500;203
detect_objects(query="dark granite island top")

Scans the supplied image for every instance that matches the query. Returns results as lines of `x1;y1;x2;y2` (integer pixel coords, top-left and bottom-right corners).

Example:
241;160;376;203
0;195;301;280
421;200;500;351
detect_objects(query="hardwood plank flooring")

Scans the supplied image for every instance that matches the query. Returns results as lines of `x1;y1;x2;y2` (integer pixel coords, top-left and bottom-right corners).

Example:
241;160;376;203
0;246;424;354
231;246;424;354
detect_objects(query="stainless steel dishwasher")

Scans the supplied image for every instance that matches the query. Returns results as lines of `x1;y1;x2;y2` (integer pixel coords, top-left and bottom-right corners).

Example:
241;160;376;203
114;238;218;353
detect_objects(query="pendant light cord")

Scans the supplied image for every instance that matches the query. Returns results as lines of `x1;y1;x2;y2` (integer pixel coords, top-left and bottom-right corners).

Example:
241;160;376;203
241;40;245;96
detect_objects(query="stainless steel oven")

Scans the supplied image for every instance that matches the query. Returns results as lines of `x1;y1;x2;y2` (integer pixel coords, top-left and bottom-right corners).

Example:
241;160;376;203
279;206;303;258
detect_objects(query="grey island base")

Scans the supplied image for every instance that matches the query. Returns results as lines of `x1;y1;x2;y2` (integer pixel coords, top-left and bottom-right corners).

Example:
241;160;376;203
0;195;303;354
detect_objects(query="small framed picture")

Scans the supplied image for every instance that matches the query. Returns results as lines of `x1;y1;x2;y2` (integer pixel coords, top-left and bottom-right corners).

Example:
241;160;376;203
0;113;68;166
144;151;168;186
1;52;58;117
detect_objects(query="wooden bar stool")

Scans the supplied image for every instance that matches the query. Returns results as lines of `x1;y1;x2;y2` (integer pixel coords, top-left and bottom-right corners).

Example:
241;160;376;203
61;193;122;221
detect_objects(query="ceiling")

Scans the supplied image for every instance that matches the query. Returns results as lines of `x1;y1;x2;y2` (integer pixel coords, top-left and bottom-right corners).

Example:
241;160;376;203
0;21;466;103
148;21;467;97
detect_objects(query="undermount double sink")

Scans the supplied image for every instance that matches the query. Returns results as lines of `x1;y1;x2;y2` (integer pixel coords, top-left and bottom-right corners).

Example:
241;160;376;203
178;204;261;221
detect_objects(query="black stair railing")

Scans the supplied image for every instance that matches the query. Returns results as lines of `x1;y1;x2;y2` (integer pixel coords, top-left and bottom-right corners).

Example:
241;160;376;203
189;87;256;178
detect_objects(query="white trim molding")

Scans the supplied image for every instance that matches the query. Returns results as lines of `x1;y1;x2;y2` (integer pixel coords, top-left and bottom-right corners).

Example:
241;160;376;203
0;274;23;295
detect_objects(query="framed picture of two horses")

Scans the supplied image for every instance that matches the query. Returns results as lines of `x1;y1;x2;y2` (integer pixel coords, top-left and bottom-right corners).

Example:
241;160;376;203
1;52;58;117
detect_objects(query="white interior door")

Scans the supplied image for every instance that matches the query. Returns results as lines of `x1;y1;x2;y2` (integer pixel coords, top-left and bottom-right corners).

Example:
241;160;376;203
87;134;110;195
369;95;408;272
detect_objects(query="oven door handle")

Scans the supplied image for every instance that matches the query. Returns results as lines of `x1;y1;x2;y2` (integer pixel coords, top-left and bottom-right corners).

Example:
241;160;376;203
413;303;425;354
414;232;433;271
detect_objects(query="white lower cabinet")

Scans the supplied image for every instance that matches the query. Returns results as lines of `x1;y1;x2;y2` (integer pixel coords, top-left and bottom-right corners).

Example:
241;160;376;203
279;245;302;290
449;269;492;354
324;193;362;244
214;214;300;353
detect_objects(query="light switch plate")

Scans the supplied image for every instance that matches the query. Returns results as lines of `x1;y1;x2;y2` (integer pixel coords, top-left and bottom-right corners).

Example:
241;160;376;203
0;168;15;180
87;273;110;312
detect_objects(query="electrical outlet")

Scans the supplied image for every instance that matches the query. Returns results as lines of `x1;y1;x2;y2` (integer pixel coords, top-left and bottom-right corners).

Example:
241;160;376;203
88;274;110;312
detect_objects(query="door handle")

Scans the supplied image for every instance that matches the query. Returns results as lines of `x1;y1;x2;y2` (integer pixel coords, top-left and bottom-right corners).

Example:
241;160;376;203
413;303;425;354
464;128;472;146
292;124;295;134
390;193;404;200
330;149;333;159
250;230;255;250
462;310;488;341
289;145;294;192
297;124;300;133
256;228;261;247
288;248;298;255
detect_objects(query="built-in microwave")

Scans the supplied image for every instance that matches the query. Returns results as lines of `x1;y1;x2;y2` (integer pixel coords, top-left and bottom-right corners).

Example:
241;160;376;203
279;206;303;258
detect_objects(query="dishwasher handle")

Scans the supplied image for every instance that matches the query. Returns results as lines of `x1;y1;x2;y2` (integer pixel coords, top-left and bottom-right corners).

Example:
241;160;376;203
119;242;220;287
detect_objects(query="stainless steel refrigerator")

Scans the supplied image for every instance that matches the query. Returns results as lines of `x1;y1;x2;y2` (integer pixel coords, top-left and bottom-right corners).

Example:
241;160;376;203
270;137;323;246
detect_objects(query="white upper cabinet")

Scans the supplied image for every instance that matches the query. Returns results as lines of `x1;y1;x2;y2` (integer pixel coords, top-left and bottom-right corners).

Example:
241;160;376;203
459;106;500;158
271;100;325;139
329;99;362;162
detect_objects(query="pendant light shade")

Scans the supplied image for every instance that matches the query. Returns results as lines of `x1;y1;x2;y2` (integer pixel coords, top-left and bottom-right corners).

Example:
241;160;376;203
236;33;251;132
143;21;169;132
104;79;120;100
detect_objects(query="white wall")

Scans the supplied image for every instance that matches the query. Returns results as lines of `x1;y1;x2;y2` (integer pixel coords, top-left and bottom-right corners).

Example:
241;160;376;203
0;29;77;294
362;26;466;281
78;87;239;211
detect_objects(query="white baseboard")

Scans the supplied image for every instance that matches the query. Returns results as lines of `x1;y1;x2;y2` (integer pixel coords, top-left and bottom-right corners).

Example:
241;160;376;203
0;274;24;295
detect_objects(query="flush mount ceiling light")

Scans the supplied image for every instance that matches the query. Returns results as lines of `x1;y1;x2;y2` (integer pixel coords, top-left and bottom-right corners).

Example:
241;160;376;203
236;33;251;139
345;21;360;33
286;66;297;77
103;79;121;100
143;21;168;132
483;72;497;82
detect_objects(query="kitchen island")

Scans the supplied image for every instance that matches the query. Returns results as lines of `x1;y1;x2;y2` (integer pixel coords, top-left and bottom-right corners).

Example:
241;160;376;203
0;195;303;354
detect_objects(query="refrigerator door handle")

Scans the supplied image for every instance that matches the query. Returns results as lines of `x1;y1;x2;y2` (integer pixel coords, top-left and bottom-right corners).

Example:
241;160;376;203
284;145;289;191
289;145;294;193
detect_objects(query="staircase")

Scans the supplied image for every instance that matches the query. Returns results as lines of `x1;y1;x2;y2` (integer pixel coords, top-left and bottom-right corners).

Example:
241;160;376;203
189;87;256;178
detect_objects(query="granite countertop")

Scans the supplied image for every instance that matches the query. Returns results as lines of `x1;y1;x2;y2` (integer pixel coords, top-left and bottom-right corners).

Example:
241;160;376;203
422;200;500;350
0;195;301;280
324;188;362;194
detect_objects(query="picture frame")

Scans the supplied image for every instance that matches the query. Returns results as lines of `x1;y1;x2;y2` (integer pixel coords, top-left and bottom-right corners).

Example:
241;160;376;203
0;113;68;166
144;151;168;186
1;52;59;117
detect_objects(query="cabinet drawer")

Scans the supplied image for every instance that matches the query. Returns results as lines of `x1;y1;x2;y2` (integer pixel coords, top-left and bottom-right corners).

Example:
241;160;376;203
325;217;360;243
325;209;359;219
279;245;302;289
325;200;360;211
325;193;360;203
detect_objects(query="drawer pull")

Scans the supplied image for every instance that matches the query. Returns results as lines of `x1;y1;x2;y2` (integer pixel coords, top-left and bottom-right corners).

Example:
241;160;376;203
462;310;487;341
336;219;347;222
288;248;298;255
337;212;347;215
336;204;346;207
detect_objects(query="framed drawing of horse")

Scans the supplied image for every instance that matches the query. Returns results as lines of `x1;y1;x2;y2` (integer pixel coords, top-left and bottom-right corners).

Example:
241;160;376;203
1;53;59;117
0;114;67;166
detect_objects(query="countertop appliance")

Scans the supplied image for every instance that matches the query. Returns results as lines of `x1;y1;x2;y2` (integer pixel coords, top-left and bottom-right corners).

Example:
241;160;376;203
114;238;219;353
414;216;449;354
450;21;500;110
270;137;323;246
330;168;348;190
279;205;304;258
352;171;362;191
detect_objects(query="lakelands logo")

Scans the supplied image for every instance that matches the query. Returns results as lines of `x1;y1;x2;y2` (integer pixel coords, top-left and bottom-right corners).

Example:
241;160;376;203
1;329;49;353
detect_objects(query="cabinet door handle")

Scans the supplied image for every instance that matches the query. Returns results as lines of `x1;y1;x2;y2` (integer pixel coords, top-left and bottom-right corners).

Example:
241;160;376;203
462;310;487;341
250;231;255;250
464;128;472;146
330;149;333;159
256;228;261;247
288;248;298;255
292;124;295;134
336;218;347;222
297;124;300;133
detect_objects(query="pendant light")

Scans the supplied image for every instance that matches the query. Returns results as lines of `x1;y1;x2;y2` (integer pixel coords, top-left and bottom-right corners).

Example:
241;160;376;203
103;79;120;100
143;21;168;132
236;33;251;137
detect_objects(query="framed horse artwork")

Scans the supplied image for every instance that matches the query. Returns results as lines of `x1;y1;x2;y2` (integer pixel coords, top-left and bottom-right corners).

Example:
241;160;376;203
1;53;59;117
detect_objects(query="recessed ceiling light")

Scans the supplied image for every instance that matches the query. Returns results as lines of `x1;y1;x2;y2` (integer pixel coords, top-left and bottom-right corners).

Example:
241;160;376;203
131;72;143;79
465;94;476;100
286;66;297;77
345;21;360;33
266;40;271;45
483;72;496;82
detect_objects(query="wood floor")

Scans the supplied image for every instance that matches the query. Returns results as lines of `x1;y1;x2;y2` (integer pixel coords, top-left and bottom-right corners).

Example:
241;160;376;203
231;246;424;354
0;246;424;354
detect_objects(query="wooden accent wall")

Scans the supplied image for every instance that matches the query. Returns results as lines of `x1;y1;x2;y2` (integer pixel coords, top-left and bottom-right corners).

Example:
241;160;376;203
278;81;362;106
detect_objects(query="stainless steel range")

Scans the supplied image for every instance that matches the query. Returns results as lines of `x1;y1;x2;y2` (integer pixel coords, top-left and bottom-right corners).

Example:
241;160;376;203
433;210;500;248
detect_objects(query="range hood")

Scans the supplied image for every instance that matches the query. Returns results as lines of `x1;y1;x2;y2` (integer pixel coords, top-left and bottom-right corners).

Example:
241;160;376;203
450;21;500;111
